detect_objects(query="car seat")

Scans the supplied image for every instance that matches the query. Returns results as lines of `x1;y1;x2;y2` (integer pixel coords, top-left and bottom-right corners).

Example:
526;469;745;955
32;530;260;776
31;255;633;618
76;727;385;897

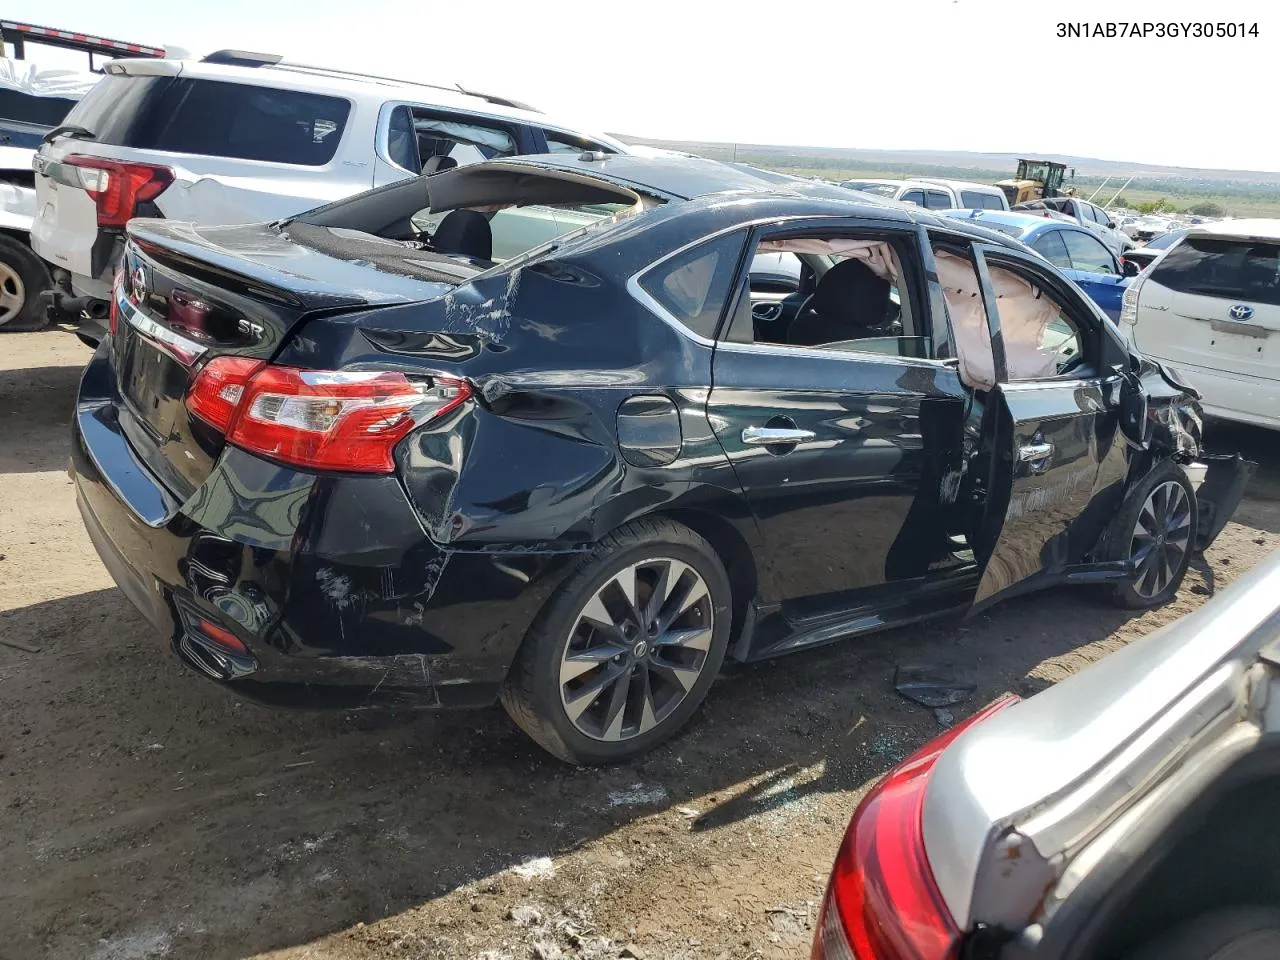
787;258;891;346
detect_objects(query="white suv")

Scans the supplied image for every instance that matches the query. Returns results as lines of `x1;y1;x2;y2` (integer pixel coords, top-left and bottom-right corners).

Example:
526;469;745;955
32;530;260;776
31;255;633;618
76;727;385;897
30;50;627;340
1120;219;1280;430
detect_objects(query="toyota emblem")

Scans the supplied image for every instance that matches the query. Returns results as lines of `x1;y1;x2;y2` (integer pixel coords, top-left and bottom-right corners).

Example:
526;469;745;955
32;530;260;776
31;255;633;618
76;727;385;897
1228;304;1255;321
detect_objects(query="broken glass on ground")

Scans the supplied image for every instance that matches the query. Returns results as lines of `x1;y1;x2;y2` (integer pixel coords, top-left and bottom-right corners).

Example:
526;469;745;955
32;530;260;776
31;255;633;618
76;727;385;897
893;665;977;709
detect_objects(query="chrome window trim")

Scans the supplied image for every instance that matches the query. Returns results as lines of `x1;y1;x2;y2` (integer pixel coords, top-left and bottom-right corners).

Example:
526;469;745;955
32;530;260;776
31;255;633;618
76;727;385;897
715;338;950;370
116;285;208;367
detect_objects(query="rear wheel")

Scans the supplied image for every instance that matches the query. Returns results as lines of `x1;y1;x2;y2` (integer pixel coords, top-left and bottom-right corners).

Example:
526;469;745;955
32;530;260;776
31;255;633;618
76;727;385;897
1108;460;1197;608
0;235;51;332
501;517;731;764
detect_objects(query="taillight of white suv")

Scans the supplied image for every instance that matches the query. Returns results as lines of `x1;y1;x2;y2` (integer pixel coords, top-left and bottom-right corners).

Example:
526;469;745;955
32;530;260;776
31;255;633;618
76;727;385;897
61;155;174;227
1119;277;1144;327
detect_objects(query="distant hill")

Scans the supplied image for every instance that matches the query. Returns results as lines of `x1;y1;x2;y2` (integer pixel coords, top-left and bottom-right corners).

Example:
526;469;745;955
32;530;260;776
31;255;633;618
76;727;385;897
611;136;1280;189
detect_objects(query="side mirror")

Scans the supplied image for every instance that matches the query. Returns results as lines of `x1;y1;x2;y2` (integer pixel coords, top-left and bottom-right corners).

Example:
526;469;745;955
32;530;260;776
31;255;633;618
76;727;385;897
1121;259;1141;278
1107;220;1117;229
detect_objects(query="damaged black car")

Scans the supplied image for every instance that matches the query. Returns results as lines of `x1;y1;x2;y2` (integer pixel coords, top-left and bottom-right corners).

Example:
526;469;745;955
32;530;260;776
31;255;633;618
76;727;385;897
71;153;1252;763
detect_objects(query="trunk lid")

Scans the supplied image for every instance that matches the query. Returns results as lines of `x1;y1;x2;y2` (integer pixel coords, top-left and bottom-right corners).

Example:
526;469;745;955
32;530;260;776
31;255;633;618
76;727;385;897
112;219;458;500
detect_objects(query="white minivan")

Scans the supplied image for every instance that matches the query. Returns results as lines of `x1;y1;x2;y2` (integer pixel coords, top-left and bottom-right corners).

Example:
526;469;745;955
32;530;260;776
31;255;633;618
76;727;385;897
1120;219;1280;430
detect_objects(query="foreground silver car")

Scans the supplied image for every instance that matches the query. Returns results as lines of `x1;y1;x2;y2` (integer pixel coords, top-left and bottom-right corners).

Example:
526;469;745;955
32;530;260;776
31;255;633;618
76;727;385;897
813;550;1280;960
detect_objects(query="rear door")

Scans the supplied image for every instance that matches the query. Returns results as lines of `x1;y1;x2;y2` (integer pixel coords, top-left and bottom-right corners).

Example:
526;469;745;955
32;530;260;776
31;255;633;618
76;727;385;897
965;243;1128;610
1133;233;1280;380
704;218;970;612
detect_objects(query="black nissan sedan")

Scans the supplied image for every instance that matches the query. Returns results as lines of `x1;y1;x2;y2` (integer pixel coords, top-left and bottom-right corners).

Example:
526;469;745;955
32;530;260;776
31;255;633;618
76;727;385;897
71;153;1251;763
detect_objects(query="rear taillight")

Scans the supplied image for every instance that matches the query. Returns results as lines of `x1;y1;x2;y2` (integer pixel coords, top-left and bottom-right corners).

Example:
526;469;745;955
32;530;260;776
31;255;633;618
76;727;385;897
812;695;1020;960
63;155;174;228
186;359;471;473
1120;278;1144;326
186;356;264;432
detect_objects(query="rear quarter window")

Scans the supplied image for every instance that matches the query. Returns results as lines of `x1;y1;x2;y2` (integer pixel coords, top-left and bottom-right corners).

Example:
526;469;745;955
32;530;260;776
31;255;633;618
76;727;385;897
637;231;744;339
1148;237;1280;306
61;75;170;144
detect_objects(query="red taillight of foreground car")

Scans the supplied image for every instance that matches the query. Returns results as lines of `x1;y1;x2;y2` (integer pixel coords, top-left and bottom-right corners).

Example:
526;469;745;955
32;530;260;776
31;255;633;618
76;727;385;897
812;695;1020;960
63;155;174;228
186;359;472;473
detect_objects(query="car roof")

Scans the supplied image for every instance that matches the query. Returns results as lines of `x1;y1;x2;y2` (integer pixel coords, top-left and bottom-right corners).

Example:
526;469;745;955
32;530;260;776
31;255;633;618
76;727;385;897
1187;218;1280;242
914;177;1003;193
942;208;1061;236
111;57;624;148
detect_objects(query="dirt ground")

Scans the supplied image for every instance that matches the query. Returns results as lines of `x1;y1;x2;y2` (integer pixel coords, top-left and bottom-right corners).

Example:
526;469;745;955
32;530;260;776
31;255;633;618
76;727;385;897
2;330;1279;960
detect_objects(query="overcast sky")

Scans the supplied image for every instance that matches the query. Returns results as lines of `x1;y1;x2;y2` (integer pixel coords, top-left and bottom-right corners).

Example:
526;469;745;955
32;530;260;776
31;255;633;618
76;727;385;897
7;0;1276;172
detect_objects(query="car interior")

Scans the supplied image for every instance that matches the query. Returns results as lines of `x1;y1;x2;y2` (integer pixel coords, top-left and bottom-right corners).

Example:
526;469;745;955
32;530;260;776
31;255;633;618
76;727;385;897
295;164;659;277
386;105;519;175
733;236;924;357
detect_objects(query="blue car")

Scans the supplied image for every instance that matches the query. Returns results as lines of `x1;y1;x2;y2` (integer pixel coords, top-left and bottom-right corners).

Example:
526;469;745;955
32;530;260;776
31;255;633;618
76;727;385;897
943;209;1139;321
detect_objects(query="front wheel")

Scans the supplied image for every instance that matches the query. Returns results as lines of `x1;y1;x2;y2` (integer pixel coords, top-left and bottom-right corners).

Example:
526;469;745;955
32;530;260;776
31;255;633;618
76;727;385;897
1108;460;1198;608
501;517;732;764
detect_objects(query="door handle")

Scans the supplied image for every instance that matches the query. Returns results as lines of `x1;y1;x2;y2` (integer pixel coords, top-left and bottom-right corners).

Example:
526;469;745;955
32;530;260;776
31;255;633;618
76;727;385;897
1018;441;1054;462
742;425;817;446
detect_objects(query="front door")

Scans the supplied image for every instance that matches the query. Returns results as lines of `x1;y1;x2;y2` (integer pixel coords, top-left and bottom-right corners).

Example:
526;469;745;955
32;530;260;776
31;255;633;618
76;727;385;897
707;219;969;614
964;242;1131;610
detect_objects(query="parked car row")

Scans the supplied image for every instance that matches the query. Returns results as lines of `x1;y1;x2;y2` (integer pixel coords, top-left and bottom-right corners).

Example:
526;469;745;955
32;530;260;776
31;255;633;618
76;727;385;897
1013;194;1134;256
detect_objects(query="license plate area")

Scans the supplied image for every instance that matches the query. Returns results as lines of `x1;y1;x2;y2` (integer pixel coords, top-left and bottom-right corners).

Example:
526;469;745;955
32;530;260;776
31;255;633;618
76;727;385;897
116;322;191;440
1205;319;1271;362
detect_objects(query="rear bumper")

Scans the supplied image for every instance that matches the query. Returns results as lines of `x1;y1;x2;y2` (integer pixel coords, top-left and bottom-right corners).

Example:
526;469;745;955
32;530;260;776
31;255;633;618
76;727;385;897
1144;358;1280;431
71;345;569;710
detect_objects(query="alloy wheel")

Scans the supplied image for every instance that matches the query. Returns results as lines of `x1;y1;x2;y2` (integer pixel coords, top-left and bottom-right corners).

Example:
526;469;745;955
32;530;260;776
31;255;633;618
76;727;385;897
1129;480;1192;599
0;261;25;325
558;557;715;742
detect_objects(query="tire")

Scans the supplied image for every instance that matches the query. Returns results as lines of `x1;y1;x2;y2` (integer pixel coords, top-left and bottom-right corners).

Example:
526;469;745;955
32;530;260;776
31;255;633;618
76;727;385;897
1107;459;1198;609
1123;907;1280;960
500;517;733;764
0;234;52;332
